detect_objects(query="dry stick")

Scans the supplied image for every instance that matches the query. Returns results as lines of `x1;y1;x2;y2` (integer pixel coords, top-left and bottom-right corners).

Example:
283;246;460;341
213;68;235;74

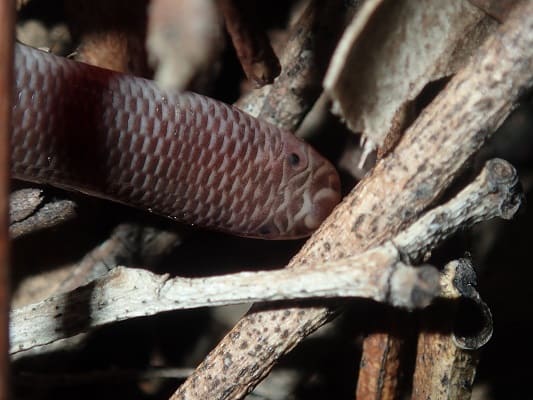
9;254;434;355
411;259;492;400
217;0;280;86
8;157;521;356
51;223;179;303
392;158;522;262
0;1;14;399
9;189;77;239
54;223;157;294
173;3;533;398
9;189;43;222
236;0;355;128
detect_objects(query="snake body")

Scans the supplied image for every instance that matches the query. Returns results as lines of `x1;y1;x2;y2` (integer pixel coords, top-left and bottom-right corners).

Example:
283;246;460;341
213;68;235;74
11;44;340;239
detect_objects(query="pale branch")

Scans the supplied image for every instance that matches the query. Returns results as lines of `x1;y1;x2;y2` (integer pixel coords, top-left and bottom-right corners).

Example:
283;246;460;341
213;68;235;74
10;249;435;355
173;3;533;398
9;158;520;356
12;223;181;310
393;158;522;262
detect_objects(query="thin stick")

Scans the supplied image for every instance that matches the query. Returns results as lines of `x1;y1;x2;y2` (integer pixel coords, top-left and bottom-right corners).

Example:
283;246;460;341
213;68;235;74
217;0;280;86
9;189;77;239
10;249;435;355
236;0;355;128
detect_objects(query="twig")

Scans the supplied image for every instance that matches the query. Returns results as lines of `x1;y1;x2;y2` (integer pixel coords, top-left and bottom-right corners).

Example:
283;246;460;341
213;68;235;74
12;222;181;312
173;2;533;398
393;158;522;262
10;249;437;355
356;325;406;400
0;0;14;398
9;188;77;239
217;0;280;86
236;0;356;129
411;259;492;399
9;188;43;223
53;223;159;294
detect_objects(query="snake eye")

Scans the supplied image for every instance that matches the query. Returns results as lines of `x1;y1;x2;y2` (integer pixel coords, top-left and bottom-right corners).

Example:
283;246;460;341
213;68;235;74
288;152;300;166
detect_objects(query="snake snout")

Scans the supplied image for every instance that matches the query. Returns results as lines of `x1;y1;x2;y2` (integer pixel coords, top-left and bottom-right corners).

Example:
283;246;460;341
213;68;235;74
304;164;341;230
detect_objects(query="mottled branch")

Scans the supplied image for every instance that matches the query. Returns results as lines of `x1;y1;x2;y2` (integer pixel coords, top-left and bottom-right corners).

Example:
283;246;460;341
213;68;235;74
9;188;77;239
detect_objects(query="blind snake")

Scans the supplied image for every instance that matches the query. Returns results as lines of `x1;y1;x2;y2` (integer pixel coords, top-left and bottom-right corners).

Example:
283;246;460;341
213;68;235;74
11;44;341;239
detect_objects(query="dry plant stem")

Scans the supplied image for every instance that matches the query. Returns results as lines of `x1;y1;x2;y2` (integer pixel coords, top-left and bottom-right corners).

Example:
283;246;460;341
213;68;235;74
237;0;355;128
173;3;533;398
9;189;77;239
52;223;180;297
392;158;522;262
9;158;520;356
217;0;280;86
357;332;403;400
9;251;436;355
0;1;13;398
11;223;179;318
54;223;151;294
411;259;488;400
9;188;42;222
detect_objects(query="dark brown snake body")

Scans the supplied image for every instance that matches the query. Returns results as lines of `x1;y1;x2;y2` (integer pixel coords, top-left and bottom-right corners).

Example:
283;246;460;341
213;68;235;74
11;44;340;239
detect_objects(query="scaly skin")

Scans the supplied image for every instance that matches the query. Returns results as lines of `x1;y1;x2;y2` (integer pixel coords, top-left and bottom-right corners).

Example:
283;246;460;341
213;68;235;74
11;44;341;239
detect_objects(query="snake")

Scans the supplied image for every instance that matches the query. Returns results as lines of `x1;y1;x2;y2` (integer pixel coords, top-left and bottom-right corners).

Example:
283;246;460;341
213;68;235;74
11;43;341;239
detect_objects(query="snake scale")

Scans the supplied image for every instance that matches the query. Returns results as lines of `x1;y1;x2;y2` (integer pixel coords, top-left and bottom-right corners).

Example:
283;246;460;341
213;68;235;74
11;44;341;239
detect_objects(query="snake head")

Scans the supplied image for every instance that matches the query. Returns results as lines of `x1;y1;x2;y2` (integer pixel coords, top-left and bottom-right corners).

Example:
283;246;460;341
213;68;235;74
253;133;341;239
